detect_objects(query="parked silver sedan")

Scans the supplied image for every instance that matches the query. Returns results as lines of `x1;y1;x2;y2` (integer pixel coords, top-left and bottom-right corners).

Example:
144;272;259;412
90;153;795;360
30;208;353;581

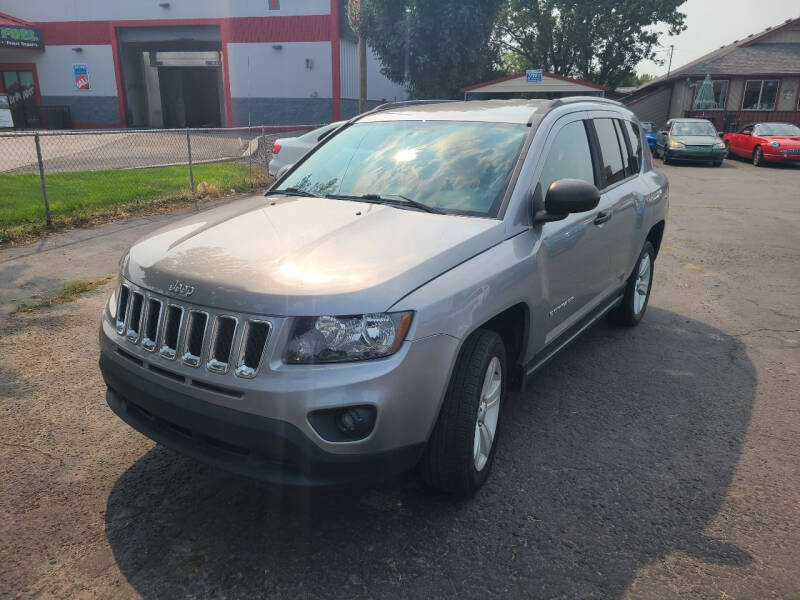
268;121;346;177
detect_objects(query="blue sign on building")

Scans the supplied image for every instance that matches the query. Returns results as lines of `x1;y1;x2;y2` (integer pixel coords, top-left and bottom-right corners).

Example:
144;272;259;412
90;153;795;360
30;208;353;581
526;69;543;83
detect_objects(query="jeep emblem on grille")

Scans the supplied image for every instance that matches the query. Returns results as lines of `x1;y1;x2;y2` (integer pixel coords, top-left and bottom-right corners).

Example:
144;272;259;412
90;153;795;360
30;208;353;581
168;280;196;297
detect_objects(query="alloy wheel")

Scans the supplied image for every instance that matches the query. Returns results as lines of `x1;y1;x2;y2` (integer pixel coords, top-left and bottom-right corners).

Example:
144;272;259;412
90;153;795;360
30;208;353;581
473;357;502;471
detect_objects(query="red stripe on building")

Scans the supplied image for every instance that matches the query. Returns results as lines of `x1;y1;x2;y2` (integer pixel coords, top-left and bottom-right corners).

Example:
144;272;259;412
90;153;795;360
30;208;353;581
36;16;332;46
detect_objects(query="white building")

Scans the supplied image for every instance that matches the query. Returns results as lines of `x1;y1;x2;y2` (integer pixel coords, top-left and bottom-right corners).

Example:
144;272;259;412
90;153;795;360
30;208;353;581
0;0;407;128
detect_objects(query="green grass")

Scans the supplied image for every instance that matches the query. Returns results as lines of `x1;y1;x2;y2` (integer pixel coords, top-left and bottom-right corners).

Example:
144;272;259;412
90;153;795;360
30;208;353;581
14;276;112;313
0;162;268;242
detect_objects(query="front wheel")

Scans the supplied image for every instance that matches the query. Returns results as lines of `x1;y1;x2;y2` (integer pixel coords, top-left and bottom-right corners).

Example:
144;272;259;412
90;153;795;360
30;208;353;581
609;241;655;327
420;329;506;495
713;160;723;167
753;146;764;167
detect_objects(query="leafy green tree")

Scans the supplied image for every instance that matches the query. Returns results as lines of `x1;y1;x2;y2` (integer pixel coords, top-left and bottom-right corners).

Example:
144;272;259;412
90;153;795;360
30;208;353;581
360;0;505;99
494;0;686;89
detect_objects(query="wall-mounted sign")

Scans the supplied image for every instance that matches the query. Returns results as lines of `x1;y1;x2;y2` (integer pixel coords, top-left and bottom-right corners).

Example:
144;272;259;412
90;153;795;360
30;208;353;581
73;63;90;90
0;95;13;128
526;69;543;83
0;26;43;49
267;0;280;10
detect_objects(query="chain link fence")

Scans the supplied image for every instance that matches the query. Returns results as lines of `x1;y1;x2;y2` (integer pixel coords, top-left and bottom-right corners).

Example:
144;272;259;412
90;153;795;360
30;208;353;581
0;125;317;241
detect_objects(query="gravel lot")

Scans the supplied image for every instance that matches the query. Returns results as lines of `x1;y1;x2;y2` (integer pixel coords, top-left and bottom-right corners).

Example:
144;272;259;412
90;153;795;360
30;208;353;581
0;158;798;599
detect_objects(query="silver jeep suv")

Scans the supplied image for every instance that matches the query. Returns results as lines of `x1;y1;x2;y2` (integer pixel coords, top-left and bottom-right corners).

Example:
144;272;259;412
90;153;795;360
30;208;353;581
99;98;668;495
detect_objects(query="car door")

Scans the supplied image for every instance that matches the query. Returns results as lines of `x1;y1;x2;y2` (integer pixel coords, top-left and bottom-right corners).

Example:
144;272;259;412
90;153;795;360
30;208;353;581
534;113;614;346
587;115;645;287
736;124;754;157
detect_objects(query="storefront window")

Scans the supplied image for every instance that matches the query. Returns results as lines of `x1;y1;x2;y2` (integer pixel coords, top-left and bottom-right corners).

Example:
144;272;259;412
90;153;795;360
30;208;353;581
692;79;728;110
0;69;40;127
742;80;779;111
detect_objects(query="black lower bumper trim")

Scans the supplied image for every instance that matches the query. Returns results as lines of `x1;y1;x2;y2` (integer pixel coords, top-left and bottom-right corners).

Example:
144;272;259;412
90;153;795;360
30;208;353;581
100;352;424;486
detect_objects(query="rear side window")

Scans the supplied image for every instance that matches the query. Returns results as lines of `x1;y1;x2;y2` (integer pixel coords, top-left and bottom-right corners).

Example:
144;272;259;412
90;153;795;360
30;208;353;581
593;118;627;187
624;121;642;168
538;120;595;197
613;119;632;176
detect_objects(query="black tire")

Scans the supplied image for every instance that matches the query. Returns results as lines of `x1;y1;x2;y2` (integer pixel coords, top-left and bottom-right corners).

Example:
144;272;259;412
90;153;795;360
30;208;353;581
609;241;655;327
713;160;723;167
419;329;506;495
753;146;764;167
663;153;671;165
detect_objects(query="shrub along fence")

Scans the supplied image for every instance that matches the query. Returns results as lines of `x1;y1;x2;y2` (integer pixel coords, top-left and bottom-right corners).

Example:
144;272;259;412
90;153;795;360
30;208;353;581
0;125;316;241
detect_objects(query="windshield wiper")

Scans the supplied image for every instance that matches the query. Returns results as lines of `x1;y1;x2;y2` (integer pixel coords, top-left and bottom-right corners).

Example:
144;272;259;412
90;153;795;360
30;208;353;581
266;187;319;198
325;193;444;215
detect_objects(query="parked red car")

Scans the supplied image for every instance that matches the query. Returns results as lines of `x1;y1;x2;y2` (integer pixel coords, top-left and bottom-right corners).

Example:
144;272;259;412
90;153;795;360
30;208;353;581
723;122;800;166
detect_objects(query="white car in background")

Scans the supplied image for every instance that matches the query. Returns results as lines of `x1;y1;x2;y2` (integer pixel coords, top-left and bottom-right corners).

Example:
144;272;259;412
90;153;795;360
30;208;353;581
268;121;346;177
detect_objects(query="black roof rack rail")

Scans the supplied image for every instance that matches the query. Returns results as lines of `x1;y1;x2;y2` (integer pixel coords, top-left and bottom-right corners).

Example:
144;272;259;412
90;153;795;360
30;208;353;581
549;96;623;108
370;99;459;113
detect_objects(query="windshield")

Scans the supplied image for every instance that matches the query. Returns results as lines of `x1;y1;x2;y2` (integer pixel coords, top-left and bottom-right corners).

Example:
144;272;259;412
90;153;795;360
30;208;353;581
670;121;717;136
754;123;800;136
277;120;528;216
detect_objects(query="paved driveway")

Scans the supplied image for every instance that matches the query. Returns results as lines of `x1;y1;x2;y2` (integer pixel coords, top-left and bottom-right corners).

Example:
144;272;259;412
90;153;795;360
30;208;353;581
0;159;798;599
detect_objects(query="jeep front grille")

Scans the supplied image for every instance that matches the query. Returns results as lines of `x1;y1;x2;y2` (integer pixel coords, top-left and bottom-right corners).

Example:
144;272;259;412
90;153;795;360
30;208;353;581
114;283;273;379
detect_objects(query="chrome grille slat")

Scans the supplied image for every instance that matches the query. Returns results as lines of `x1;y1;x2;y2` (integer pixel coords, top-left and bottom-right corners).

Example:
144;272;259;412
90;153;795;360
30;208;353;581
125;292;145;343
141;298;163;352
159;304;184;360
235;320;271;379
182;311;209;368
207;316;238;374
115;284;130;334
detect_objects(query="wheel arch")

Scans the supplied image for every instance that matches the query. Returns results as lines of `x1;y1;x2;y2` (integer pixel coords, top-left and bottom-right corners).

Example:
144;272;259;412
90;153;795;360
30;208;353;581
646;220;666;258
474;303;530;392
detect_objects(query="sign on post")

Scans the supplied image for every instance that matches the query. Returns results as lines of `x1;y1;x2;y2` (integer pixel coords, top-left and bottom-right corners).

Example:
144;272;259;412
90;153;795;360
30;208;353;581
73;63;90;90
526;69;543;83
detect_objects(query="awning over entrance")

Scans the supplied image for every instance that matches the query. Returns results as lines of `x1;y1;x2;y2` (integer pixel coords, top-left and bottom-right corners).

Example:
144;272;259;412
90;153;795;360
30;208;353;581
462;71;608;100
0;12;44;50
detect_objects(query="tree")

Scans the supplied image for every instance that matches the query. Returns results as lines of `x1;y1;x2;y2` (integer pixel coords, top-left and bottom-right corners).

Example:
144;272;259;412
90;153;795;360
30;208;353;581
618;72;656;87
360;0;505;99
494;0;687;89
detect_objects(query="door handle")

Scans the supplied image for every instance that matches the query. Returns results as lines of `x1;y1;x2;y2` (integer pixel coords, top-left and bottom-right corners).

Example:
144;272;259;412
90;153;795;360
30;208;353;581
594;211;612;225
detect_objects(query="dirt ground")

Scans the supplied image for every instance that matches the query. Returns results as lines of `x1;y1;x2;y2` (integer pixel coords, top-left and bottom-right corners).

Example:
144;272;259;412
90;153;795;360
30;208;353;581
0;158;798;599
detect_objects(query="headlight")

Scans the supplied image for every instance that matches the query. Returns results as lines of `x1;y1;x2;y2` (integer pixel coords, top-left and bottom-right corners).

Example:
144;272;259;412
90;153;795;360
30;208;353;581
770;141;780;148
669;140;685;149
714;141;726;149
285;312;413;363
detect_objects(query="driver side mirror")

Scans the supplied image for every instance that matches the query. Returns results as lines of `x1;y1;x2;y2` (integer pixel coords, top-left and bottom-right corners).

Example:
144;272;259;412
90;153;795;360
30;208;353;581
659;130;668;136
534;179;601;223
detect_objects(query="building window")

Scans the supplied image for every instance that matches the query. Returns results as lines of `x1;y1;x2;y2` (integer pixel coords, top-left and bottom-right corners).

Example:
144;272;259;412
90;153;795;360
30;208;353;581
742;80;780;111
1;69;40;128
692;79;728;110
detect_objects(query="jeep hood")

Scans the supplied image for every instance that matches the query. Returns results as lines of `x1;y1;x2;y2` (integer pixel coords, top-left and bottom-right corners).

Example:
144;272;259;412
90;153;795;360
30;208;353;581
122;195;504;315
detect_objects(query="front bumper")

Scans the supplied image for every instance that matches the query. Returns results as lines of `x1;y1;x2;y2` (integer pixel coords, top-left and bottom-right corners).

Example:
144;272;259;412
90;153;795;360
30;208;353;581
665;147;726;162
762;149;800;162
99;312;458;485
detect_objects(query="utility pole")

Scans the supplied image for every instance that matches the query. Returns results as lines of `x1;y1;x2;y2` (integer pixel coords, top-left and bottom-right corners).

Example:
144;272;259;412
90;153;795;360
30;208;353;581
666;44;675;78
358;34;367;114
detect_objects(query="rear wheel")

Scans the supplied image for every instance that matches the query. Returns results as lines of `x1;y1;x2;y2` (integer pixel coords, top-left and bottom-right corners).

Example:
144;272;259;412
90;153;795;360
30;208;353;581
609;241;655;327
420;329;506;495
753;146;764;167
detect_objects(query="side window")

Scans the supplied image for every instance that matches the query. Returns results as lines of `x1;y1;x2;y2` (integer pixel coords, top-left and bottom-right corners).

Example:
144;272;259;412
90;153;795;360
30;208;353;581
624;121;642;169
613;119;632;176
593;118;626;187
538;120;595;198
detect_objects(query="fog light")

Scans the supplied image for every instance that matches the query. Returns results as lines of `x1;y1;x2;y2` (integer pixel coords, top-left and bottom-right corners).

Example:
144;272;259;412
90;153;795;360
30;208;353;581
336;408;370;437
308;405;376;442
